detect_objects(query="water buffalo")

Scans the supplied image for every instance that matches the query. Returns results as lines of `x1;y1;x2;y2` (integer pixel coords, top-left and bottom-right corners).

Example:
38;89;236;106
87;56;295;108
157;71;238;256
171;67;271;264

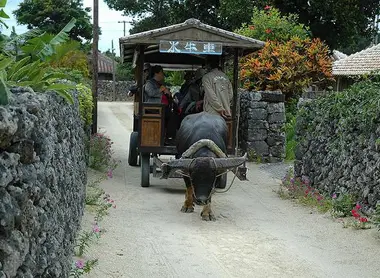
161;112;247;221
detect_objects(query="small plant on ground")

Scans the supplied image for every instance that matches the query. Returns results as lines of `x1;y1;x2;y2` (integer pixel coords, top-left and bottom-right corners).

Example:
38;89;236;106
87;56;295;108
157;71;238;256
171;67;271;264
70;174;116;277
339;204;371;230
279;170;332;213
372;203;380;231
70;258;99;278
330;190;356;217
89;132;118;172
279;168;377;231
71;135;118;277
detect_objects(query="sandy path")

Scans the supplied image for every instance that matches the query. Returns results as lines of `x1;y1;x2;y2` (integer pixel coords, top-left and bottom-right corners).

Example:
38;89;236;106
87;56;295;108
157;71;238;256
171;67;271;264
85;101;380;278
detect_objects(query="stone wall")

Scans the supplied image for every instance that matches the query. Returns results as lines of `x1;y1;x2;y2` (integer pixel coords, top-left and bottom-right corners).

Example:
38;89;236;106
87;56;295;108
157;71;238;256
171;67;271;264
0;87;87;277
97;81;182;102
294;95;380;208
239;91;286;162
98;80;134;101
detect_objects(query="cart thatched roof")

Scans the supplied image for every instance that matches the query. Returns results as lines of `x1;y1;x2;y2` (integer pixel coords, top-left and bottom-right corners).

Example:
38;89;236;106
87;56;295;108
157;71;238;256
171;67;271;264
332;43;380;76
119;18;265;67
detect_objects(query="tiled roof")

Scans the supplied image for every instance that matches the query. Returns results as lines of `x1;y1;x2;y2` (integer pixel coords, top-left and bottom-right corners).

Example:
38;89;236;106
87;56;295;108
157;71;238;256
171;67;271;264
98;53;117;74
331;50;347;62
332;43;380;76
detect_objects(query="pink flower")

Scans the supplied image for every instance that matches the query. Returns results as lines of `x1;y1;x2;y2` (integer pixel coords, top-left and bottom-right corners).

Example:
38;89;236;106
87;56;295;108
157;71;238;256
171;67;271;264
355;203;361;210
332;193;337;199
290;178;294;184
93;225;100;233
265;28;272;34
107;170;113;179
75;260;85;269
264;5;271;10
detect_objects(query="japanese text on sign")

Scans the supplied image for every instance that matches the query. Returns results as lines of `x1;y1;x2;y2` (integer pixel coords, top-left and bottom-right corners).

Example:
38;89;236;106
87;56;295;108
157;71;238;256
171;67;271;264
159;40;222;55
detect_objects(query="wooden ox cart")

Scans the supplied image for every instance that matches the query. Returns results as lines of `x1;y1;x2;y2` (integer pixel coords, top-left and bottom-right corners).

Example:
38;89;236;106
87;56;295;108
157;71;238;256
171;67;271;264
119;18;264;187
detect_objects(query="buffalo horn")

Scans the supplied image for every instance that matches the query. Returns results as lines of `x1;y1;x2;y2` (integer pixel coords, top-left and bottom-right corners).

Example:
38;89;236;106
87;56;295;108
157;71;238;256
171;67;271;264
181;139;227;158
214;153;248;170
161;159;194;177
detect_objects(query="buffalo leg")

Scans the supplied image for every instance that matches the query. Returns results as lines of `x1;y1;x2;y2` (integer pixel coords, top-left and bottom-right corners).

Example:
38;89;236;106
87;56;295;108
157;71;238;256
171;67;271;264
181;177;194;213
201;202;216;221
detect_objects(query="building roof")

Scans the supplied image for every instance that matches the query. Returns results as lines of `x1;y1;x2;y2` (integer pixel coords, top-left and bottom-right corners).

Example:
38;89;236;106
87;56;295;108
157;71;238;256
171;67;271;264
119;18;265;65
332;43;380;76
331;50;348;62
98;53;117;74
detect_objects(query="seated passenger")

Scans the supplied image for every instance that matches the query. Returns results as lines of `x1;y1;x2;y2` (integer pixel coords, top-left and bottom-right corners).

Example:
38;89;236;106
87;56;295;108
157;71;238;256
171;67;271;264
179;68;207;117
144;65;171;103
143;65;178;144
176;71;194;105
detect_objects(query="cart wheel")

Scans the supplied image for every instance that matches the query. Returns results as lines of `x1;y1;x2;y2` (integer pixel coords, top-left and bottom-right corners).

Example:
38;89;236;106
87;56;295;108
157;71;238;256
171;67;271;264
140;152;150;187
216;173;227;189
128;132;139;166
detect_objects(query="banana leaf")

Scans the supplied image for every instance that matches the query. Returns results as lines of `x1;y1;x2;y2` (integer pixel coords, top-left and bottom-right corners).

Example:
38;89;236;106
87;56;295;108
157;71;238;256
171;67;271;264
45;83;75;104
0;76;10;105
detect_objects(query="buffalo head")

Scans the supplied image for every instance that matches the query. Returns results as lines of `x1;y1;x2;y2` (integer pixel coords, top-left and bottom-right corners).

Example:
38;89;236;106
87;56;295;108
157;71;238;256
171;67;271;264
162;153;247;205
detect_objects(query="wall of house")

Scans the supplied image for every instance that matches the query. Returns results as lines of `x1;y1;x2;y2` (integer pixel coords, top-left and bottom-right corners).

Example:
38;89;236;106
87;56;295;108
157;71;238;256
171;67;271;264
0;87;87;277
239;91;286;162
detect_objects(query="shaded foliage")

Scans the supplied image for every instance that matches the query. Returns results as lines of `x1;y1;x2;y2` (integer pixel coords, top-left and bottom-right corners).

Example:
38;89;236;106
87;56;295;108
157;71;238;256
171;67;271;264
271;0;380;53
13;0;94;41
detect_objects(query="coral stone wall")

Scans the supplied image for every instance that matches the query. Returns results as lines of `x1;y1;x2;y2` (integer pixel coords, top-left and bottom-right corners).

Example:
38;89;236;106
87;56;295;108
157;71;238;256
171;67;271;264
0;87;87;277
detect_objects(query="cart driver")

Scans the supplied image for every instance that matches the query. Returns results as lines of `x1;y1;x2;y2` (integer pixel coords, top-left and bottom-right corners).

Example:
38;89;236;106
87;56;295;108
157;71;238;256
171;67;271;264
144;65;171;103
202;56;233;119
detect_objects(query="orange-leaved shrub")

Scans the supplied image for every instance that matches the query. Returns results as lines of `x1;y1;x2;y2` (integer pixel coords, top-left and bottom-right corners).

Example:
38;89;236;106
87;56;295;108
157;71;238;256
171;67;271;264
239;37;334;98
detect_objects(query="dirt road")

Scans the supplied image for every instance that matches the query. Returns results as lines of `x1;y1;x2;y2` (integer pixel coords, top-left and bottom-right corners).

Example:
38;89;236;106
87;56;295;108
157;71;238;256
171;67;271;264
86;102;380;278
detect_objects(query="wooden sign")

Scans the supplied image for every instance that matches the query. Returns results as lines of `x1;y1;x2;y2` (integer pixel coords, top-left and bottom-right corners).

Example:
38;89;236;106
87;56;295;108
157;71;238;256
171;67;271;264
159;40;223;55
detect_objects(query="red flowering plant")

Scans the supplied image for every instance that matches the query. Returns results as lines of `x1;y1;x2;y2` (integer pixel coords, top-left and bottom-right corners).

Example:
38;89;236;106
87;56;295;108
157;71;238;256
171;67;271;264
279;168;332;213
349;203;371;229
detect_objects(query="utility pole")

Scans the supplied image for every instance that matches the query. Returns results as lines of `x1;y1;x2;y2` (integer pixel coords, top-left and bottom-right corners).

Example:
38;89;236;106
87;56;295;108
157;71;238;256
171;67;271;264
118;20;129;36
91;0;99;134
111;40;116;101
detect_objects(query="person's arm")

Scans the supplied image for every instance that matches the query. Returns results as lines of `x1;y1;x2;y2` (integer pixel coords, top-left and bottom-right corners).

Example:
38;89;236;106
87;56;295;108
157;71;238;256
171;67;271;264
202;75;224;113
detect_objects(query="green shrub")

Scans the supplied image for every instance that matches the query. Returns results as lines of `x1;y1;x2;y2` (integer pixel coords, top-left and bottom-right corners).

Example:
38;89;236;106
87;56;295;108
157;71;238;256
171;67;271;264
89;133;118;173
76;83;93;126
285;98;298;161
331;191;356;217
235;6;310;43
298;81;380;154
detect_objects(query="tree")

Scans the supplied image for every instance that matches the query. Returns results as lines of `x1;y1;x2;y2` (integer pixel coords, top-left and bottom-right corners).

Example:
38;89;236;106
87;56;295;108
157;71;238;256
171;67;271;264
104;0;224;34
13;0;93;41
218;0;268;31
271;0;380;53
235;7;310;43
